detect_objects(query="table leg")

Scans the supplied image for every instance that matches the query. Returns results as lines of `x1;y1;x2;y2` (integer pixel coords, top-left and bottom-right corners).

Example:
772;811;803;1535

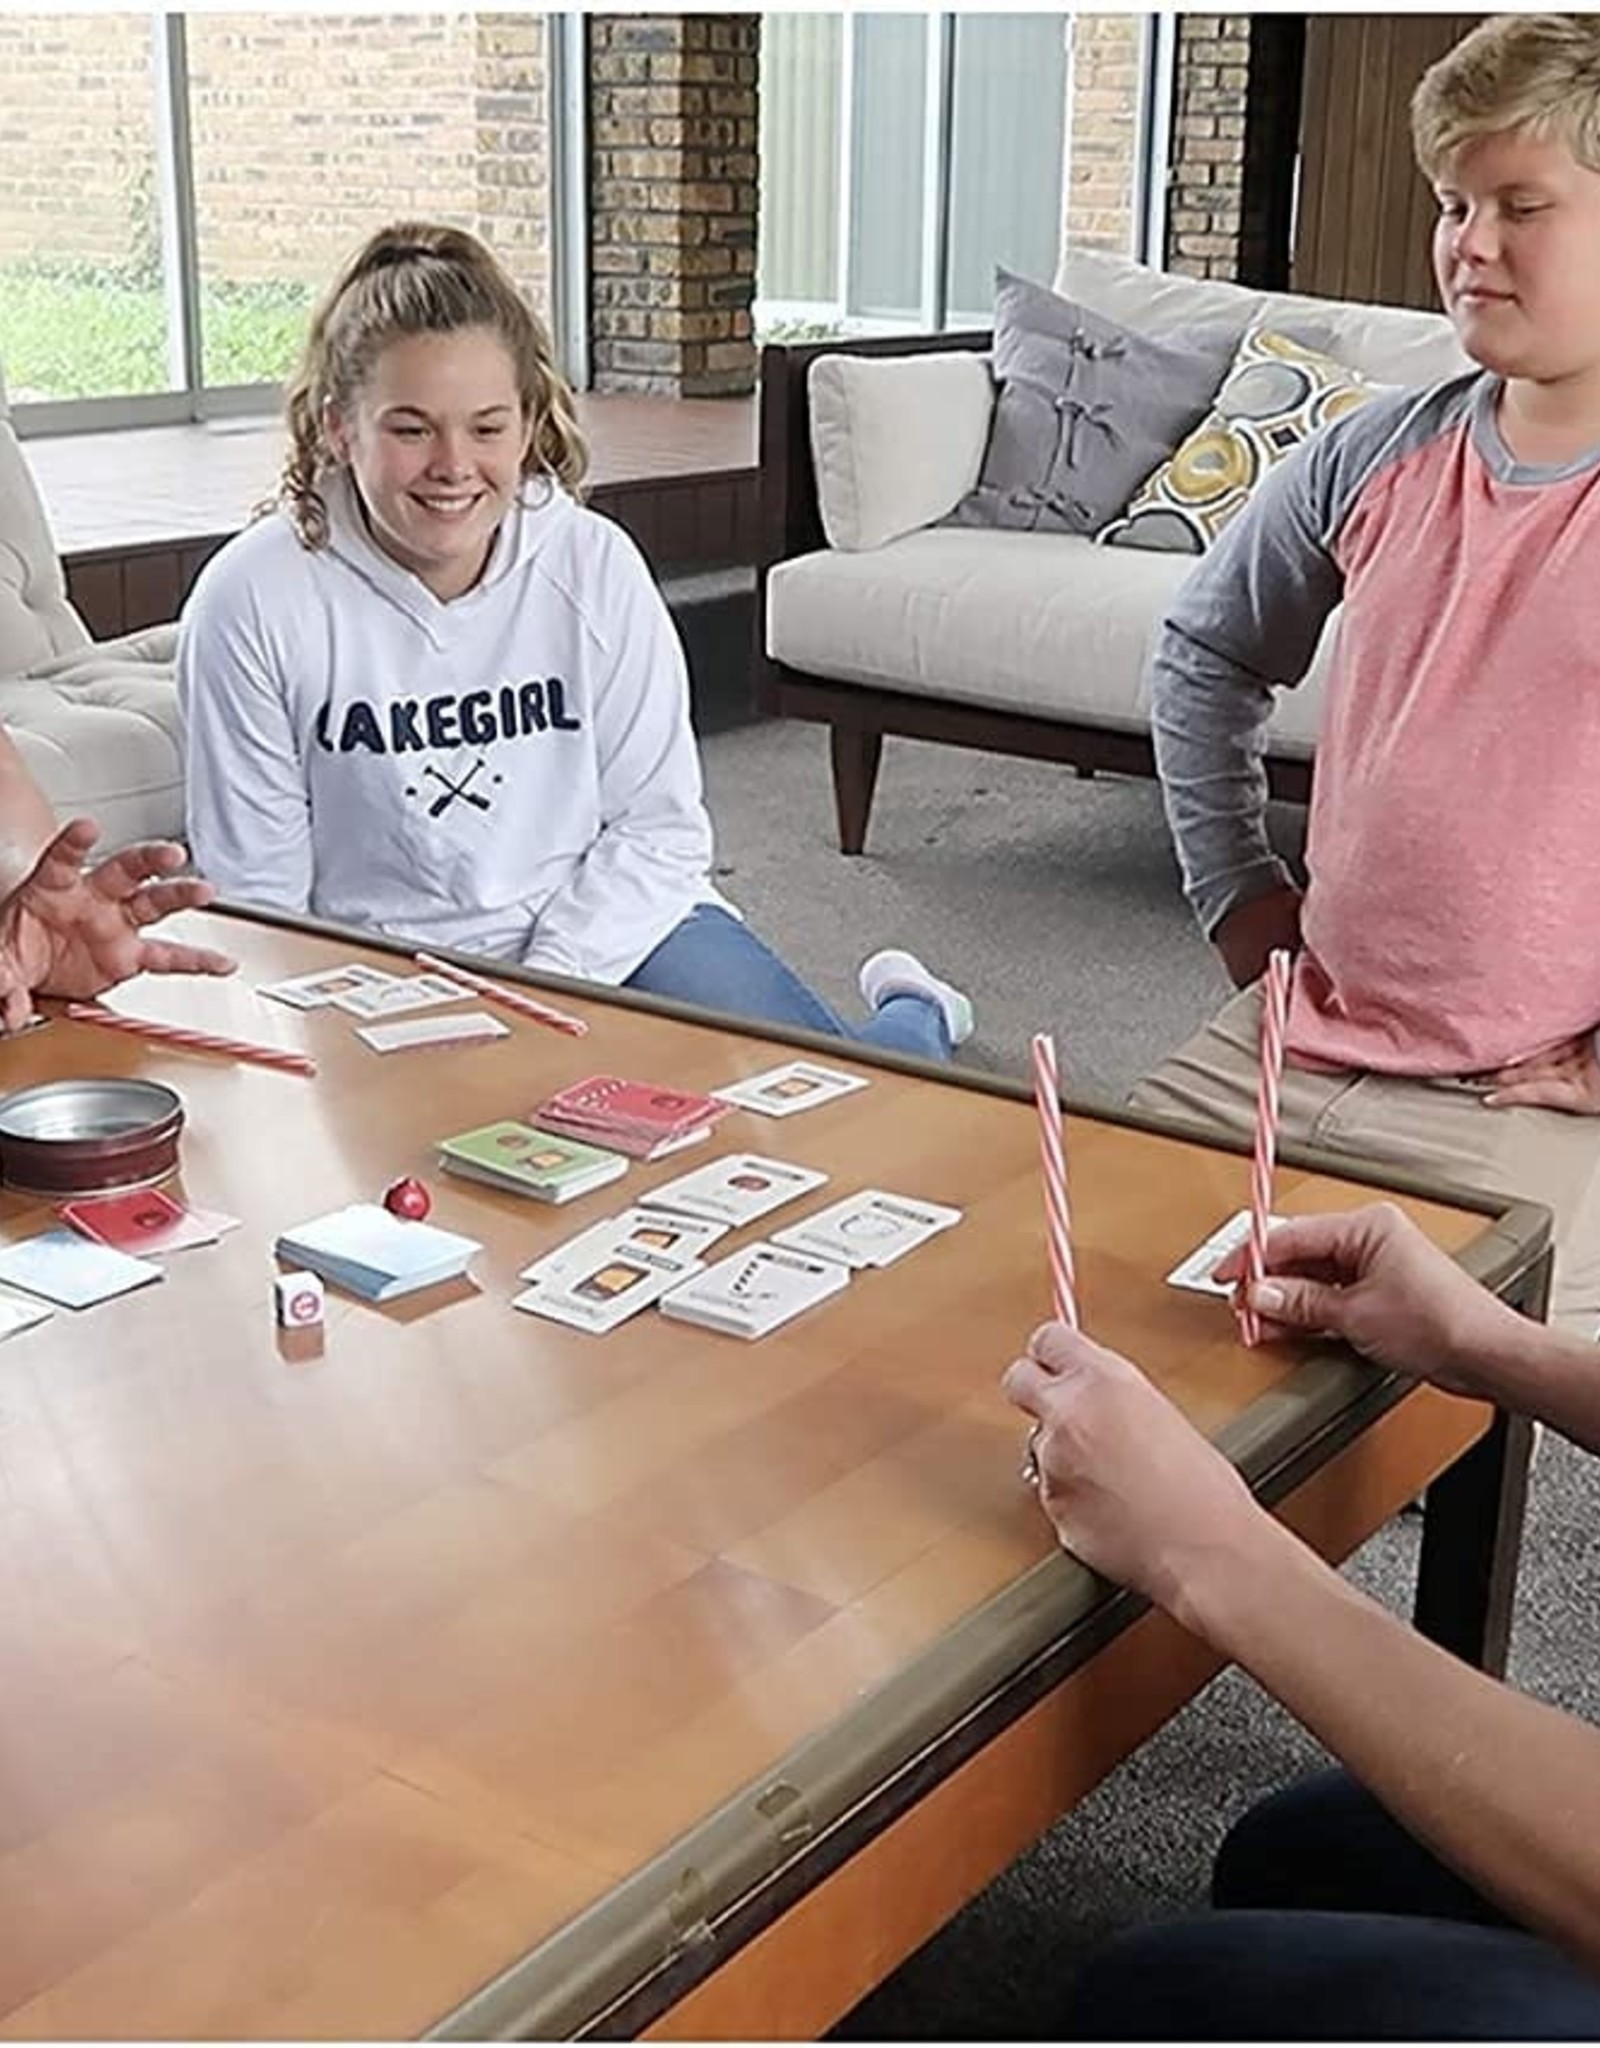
1412;1244;1549;1676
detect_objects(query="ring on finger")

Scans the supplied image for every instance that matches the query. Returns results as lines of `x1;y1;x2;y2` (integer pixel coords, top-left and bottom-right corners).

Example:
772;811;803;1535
1019;1420;1044;1488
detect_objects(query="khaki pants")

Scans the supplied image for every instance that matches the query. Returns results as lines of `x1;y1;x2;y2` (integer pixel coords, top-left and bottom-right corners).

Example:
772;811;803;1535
1130;984;1600;1335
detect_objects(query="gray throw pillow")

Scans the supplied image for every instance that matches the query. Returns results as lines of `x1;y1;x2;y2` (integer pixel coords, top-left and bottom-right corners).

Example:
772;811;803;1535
949;267;1245;536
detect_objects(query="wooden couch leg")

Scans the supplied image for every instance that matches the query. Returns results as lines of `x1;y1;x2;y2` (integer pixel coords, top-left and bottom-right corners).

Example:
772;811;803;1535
831;727;883;855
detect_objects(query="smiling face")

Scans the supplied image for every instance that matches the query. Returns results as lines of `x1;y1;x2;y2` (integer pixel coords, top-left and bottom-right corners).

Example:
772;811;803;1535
1431;127;1600;386
323;325;532;601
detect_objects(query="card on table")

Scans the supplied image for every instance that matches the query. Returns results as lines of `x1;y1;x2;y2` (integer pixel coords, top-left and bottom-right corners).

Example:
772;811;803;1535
1165;1208;1288;1297
357;1011;511;1054
659;1240;850;1340
770;1188;963;1269
0;1229;163;1309
0;1290;53;1339
60;1187;229;1256
512;1239;704;1335
517;1204;730;1288
712;1059;870;1118
640;1153;829;1228
331;972;474;1019
257;962;398;1010
533;1073;731;1161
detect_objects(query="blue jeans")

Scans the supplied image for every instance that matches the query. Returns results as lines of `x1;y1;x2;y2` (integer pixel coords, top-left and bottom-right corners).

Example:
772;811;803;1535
624;905;952;1061
1070;1770;1600;2038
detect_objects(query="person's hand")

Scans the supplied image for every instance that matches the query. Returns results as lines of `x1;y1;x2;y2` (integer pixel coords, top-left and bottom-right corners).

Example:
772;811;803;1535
1215;1202;1518;1398
1481;1032;1600;1116
0;818;236;1032
1001;1322;1262;1615
1211;884;1303;989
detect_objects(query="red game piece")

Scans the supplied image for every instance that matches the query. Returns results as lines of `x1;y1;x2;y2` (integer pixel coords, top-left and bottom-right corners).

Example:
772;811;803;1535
383;1176;432;1221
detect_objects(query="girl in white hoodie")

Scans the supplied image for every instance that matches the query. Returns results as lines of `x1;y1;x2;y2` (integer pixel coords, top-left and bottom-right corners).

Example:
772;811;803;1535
179;223;971;1058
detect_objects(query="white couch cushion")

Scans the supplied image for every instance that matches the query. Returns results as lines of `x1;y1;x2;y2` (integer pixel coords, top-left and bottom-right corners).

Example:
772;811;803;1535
0;365;91;678
3;648;185;847
767;529;1330;754
808;351;994;551
1056;246;1473;390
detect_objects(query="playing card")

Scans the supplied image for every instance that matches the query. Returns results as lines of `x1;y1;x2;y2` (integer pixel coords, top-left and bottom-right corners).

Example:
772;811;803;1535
659;1241;850;1339
0;1229;163;1309
0;1290;53;1339
331;973;474;1019
712;1060;870;1118
517;1204;730;1287
61;1187;221;1255
1165;1208;1287;1297
357;1011;511;1053
512;1240;704;1334
258;963;398;1009
770;1188;963;1269
640;1153;829;1227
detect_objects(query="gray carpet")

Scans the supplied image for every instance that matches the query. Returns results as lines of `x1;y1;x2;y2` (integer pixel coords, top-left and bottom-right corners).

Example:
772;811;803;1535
693;707;1600;2039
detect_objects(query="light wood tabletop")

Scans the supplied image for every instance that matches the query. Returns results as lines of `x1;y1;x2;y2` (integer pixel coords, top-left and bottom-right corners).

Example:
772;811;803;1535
0;909;1548;2039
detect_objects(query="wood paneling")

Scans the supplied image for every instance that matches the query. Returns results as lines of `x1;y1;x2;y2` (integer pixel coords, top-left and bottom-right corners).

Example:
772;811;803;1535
1294;16;1482;309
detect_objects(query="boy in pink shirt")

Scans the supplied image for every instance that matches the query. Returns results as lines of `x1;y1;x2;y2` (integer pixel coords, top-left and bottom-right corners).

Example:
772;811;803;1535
1137;13;1600;1330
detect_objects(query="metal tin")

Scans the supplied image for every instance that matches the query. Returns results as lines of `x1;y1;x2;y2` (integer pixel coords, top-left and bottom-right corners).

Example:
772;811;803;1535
0;1079;185;1197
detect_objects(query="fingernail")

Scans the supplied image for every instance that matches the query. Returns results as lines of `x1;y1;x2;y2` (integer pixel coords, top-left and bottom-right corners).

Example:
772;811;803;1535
1253;1281;1286;1313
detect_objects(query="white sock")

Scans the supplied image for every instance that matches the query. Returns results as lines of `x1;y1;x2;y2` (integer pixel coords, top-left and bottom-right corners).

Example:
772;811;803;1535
858;948;975;1046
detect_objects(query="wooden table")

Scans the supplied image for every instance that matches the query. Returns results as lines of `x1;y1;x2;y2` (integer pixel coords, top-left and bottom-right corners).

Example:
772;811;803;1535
0;908;1547;2040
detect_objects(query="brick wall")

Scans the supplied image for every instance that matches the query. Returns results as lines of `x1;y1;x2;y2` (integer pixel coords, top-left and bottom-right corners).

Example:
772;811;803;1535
1063;15;1144;257
589;14;758;397
0;13;550;307
1164;14;1250;279
1163;13;1303;287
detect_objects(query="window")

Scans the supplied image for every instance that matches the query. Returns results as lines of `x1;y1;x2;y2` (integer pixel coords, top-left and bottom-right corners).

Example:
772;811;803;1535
757;12;1168;338
0;11;565;432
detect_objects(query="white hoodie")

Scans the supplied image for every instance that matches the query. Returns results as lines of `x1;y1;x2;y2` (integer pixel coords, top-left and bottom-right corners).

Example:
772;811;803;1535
177;469;724;983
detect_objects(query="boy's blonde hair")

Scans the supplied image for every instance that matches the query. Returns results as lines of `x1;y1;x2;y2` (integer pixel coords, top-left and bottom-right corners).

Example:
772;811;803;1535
277;222;587;549
1412;13;1600;181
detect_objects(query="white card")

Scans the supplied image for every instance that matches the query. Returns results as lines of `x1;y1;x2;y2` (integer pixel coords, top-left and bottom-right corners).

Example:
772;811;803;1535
0;1289;53;1339
770;1188;963;1269
1165;1208;1287;1296
357;1011;511;1053
512;1241;703;1334
332;972;475;1019
640;1153;829;1227
659;1241;849;1339
0;1230;163;1310
517;1205;730;1287
712;1060;870;1118
258;962;398;1009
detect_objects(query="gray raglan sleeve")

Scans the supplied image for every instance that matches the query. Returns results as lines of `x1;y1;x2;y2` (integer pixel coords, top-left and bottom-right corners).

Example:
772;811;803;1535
1150;427;1348;937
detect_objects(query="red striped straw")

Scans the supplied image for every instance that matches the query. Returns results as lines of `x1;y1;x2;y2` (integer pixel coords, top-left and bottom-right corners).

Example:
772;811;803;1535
1239;948;1292;1347
1030;1030;1079;1330
412;952;589;1037
65;1004;317;1077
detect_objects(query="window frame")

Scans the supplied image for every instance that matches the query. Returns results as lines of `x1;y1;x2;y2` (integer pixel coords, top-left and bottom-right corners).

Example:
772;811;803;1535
12;10;580;440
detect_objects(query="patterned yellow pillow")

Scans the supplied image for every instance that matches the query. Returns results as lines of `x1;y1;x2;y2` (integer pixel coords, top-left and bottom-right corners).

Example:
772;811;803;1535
1097;326;1379;555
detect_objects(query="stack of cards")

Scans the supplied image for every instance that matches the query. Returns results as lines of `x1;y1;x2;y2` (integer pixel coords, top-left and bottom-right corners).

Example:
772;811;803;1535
512;1221;710;1335
712;1059;869;1119
639;1153;829;1227
770;1189;962;1269
660;1242;850;1340
532;1075;732;1161
0;1229;163;1310
274;1204;481;1302
438;1120;628;1204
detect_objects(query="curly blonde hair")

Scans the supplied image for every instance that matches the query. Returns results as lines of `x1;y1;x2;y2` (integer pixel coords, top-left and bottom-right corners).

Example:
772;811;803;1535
274;222;588;549
1413;14;1600;181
